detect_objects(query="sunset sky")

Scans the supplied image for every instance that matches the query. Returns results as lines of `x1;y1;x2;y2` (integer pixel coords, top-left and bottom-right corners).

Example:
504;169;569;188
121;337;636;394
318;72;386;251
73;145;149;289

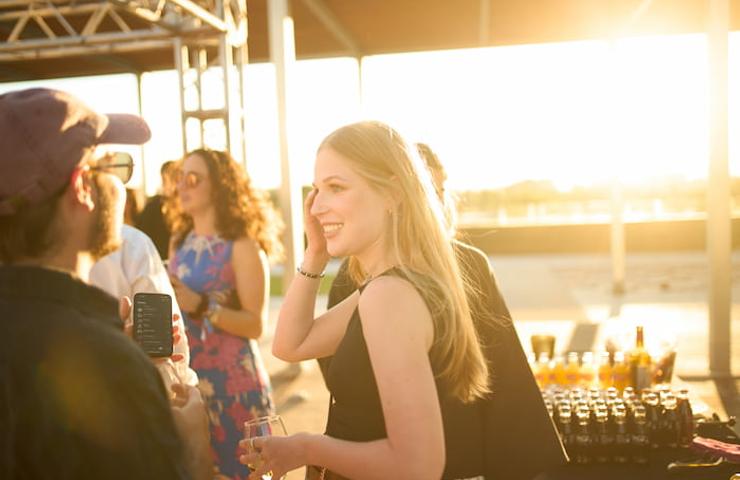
3;32;740;194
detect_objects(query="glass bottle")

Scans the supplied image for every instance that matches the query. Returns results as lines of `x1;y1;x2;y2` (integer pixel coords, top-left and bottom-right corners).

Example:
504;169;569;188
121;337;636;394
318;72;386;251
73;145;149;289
676;389;694;447
605;386;619;408
593;408;613;463
644;392;662;449
534;353;550;389
660;393;679;448
612;351;630;392
580;352;597;388
631;406;650;464
598;352;613;390
629;326;652;392
558;407;576;461
574;407;593;464
551;355;567;386
612;406;630;463
565;352;580;387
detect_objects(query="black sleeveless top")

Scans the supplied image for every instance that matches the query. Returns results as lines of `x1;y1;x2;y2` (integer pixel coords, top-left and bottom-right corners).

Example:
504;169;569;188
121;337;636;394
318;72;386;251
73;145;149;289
324;268;486;479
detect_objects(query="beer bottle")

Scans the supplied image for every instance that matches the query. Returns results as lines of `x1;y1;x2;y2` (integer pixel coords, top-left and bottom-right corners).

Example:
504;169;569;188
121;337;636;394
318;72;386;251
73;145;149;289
605;386;619;408
629;326;652;392
594;408;613;463
555;403;569;433
588;387;602;407
612;406;630;463
622;386;636;404
677;389;694;447
569;387;584;403
574;407;593;464
557;406;575;455
659;393;679;448
644;392;662;449
631;405;650;464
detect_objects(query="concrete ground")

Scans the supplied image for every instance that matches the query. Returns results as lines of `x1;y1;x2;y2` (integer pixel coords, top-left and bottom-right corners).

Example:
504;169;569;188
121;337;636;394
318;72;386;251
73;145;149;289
257;251;740;479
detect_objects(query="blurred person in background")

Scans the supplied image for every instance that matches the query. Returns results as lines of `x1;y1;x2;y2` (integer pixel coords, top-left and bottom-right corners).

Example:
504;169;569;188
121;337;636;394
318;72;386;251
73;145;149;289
138;160;178;259
124;187;143;226
0;88;211;479
167;148;284;479
323;141;566;479
90;223;199;389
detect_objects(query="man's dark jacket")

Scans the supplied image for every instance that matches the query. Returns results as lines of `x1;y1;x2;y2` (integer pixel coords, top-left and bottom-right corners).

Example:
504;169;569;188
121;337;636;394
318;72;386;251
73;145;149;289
0;265;190;479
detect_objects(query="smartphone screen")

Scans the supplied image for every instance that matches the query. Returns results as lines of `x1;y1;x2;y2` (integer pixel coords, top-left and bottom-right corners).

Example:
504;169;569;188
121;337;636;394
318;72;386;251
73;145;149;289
133;292;173;358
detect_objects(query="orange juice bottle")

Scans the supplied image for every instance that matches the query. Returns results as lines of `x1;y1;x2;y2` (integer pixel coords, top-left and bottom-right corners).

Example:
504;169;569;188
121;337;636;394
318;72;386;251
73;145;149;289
537;353;551;389
551;355;567;386
579;352;597;388
565;352;580;387
597;351;613;389
532;353;550;389
612;351;630;392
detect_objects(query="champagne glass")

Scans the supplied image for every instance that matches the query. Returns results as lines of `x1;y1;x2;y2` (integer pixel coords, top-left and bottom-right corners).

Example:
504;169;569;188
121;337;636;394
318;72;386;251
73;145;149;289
244;415;288;480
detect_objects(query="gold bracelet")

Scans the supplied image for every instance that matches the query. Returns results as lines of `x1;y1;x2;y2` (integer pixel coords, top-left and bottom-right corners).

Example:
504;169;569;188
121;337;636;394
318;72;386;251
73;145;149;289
204;298;222;324
297;265;325;279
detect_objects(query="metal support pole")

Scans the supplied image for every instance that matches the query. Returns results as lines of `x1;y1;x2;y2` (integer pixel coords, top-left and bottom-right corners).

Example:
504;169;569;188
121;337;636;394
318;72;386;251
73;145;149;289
219;36;233;152
135;71;148;194
610;180;626;294
707;0;732;376
194;47;206;146
357;56;364;114
268;0;302;293
216;0;232;152
173;37;188;155
606;39;626;295
235;44;248;167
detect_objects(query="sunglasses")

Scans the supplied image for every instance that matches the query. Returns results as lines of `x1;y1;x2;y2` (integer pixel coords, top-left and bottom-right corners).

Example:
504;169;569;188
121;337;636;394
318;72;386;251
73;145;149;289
176;171;206;189
88;152;134;184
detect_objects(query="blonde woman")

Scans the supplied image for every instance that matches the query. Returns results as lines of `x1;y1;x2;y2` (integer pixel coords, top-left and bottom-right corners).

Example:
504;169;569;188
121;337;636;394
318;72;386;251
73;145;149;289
240;122;491;479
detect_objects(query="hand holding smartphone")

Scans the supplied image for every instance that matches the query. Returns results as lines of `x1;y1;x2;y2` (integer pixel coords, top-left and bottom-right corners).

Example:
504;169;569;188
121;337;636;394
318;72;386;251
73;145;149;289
133;292;174;357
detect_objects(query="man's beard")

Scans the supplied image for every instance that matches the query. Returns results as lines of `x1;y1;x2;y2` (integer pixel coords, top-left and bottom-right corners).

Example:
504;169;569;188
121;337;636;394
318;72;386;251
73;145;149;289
88;174;121;260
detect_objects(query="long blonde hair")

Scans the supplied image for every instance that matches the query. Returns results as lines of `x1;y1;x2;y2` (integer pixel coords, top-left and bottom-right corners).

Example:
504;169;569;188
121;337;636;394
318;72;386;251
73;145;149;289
320;121;489;403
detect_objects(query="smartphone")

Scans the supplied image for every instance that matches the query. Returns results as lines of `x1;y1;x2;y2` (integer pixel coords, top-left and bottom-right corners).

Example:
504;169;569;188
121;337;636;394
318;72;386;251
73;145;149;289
133;292;173;358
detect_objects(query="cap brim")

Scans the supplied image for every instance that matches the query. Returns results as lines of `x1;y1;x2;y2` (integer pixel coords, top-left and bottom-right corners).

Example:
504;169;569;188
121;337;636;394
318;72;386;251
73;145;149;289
98;113;151;145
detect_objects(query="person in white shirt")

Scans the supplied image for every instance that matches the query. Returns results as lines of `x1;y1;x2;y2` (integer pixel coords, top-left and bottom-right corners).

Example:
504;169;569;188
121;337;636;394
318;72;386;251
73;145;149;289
91;224;198;388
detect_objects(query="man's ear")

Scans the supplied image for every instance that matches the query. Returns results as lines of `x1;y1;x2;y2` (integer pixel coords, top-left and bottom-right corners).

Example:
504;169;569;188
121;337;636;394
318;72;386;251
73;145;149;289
68;168;95;212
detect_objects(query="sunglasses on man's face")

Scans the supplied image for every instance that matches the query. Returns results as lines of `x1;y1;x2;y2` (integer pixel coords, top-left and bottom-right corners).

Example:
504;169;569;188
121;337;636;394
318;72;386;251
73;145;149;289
176;171;206;189
88;152;134;184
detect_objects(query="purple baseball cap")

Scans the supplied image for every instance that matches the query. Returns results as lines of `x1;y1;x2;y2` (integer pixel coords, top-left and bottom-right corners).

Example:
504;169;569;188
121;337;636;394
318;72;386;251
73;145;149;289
0;88;151;215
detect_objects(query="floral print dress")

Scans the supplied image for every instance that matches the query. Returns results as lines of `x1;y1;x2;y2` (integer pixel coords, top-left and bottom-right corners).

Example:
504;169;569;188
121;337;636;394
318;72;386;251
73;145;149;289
170;232;274;479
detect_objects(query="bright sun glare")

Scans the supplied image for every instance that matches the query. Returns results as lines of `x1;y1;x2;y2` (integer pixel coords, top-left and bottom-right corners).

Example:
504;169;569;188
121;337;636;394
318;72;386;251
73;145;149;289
1;33;738;194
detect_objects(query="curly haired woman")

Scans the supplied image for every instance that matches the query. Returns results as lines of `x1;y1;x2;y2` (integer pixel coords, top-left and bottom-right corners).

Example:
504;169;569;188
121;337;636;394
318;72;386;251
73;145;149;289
166;148;283;479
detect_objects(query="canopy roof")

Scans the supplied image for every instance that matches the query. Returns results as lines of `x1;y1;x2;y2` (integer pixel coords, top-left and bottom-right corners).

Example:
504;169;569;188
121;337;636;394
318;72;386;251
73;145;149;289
1;0;739;81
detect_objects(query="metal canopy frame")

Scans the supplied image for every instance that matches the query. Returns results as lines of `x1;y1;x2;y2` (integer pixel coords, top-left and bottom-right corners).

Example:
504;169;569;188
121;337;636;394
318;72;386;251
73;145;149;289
0;0;249;170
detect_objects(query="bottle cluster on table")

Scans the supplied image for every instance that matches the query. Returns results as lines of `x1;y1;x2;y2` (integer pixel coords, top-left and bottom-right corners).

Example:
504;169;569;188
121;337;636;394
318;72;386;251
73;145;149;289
542;385;695;465
530;326;674;392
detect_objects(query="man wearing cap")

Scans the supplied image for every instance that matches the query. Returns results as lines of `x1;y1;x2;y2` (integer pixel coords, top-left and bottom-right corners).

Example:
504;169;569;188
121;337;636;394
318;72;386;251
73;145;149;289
0;88;211;479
